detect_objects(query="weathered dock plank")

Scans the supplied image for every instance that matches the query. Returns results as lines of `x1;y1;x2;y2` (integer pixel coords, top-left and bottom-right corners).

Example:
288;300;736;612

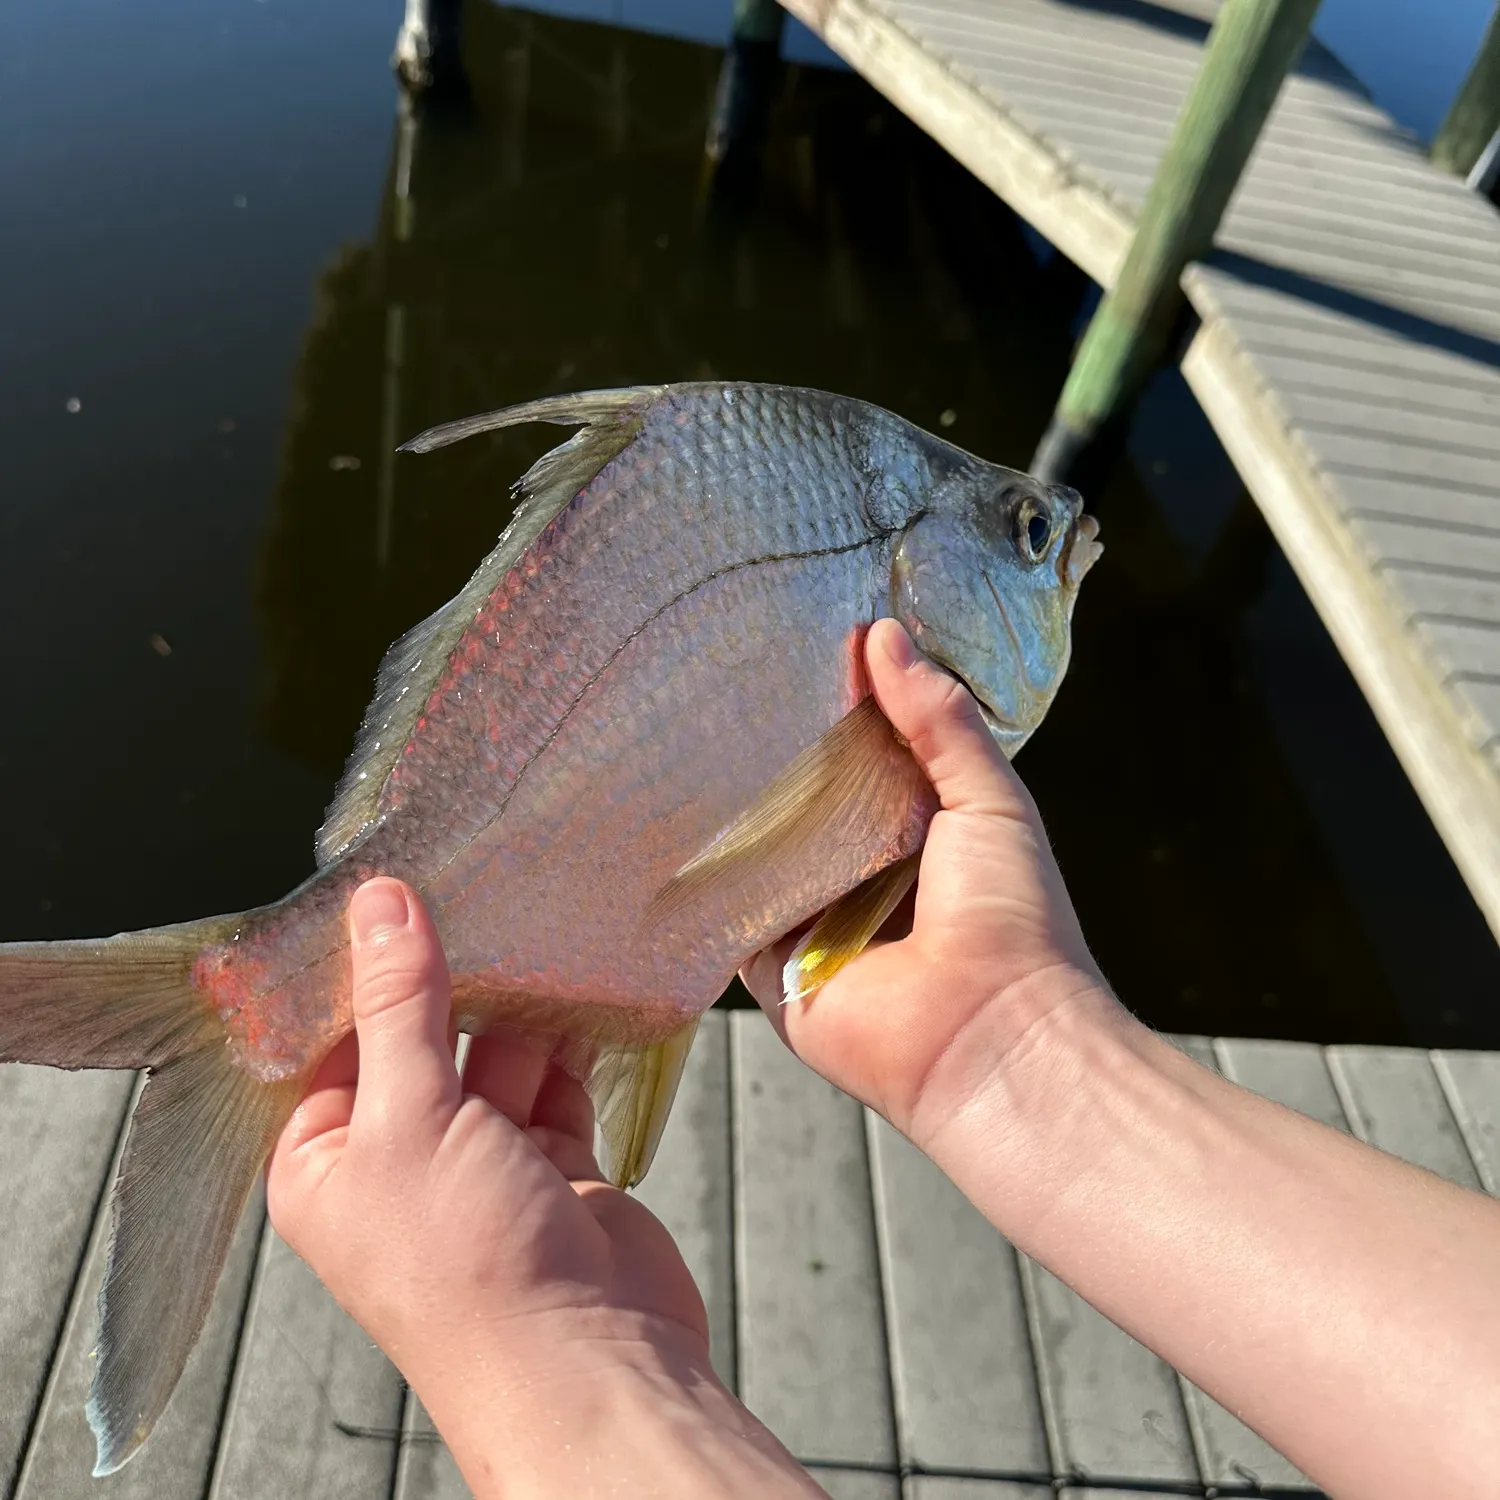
0;1068;131;1495
1;1021;1497;1495
775;0;1131;284
1179;1037;1347;1490
1214;1037;1350;1134
782;0;1500;940
393;1396;467;1500
209;1226;404;1500
866;1112;1047;1477
1325;1045;1484;1188
813;1466;901;1499
1018;1257;1198;1484
1180;309;1500;941
1286;396;1500;461
1007;1039;1202;1488
1413;621;1500;694
905;1480;1051;1499
1432;1050;1500;1193
731;1012;896;1470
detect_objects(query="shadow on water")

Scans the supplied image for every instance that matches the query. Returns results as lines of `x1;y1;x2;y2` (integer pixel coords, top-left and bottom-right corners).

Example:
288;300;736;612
4;0;1497;1046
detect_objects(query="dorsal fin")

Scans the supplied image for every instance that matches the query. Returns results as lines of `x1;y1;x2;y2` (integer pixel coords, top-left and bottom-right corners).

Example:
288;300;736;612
315;386;665;867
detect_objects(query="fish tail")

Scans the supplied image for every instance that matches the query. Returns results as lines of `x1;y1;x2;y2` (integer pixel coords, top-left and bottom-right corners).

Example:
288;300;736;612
0;917;303;1475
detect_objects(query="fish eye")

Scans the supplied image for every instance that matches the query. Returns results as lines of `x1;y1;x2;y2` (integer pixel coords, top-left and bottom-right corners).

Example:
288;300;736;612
1014;498;1052;563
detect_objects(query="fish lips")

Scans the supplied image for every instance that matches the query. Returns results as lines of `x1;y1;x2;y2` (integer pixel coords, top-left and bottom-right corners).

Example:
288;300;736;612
918;644;1030;756
1064;511;1103;589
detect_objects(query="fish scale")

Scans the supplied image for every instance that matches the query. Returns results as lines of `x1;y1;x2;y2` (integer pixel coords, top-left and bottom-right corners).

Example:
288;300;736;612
386;390;881;835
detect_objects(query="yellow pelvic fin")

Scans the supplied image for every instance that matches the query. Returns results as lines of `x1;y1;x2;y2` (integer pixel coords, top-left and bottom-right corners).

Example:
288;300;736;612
588;1020;701;1188
782;854;919;1005
646;695;927;931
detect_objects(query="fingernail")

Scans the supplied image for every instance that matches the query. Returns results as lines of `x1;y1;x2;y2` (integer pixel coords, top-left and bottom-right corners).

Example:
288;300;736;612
884;623;918;670
351;880;411;944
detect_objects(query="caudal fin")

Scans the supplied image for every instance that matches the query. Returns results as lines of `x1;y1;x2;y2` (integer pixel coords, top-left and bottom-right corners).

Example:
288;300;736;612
0;919;304;1474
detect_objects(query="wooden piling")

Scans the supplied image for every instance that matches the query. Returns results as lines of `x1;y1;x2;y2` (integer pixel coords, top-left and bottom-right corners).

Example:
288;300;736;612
1431;3;1500;184
1032;0;1322;487
392;0;465;94
706;0;786;167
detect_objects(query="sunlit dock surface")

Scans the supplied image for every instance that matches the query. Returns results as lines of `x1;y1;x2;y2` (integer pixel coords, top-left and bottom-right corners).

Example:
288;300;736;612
773;0;1500;943
1;1011;1495;1495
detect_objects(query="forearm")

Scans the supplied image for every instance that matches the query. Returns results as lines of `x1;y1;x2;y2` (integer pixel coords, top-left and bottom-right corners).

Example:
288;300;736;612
917;980;1500;1500
417;1319;825;1500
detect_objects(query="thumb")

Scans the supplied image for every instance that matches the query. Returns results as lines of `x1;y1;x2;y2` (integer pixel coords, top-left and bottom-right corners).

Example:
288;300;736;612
865;619;1031;821
346;878;459;1146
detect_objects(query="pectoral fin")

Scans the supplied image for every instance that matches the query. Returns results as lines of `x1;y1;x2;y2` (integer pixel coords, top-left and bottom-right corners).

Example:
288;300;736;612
782;854;919;1005
646;695;929;932
588;1021;700;1188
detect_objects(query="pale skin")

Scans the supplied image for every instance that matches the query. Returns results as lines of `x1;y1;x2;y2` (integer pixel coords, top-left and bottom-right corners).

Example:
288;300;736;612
270;618;1500;1500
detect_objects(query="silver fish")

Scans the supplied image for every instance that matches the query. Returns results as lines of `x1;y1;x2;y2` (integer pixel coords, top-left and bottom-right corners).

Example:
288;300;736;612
0;382;1099;1473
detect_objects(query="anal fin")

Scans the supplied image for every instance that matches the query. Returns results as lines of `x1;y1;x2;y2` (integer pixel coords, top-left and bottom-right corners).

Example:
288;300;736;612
783;854;919;1005
588;1021;700;1189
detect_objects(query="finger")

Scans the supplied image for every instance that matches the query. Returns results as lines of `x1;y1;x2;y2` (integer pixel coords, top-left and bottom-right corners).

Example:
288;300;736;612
737;910;818;1019
530;1064;596;1149
526;1125;606;1183
866;619;1031;820
740;880;913;1033
277;1032;360;1158
461;1032;549;1125
310;1030;362;1095
347;878;459;1146
739;946;788;1014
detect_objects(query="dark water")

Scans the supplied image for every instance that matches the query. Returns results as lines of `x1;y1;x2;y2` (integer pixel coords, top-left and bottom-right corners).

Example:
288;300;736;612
3;0;1497;1048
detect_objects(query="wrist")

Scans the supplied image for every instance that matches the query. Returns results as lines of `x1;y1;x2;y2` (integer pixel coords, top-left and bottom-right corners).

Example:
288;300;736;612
415;1308;819;1500
906;964;1148;1222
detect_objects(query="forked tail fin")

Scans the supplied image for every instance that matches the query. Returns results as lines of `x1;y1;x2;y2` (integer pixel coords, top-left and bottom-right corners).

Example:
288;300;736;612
0;918;304;1474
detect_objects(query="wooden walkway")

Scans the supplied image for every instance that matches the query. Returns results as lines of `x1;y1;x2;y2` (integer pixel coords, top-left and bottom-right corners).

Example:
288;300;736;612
3;1010;1498;1496
775;0;1500;942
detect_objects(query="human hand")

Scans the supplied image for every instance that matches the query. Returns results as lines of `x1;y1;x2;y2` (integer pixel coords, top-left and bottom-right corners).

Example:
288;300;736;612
268;879;707;1386
267;880;823;1500
740;618;1119;1150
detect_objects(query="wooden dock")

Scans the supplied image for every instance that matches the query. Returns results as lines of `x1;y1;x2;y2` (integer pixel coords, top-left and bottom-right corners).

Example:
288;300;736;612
773;0;1500;941
3;1010;1498;1496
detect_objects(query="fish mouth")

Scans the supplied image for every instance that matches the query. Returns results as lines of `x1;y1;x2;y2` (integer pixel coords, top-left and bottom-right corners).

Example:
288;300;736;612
977;702;1013;738
946;654;1020;740
1062;512;1103;588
